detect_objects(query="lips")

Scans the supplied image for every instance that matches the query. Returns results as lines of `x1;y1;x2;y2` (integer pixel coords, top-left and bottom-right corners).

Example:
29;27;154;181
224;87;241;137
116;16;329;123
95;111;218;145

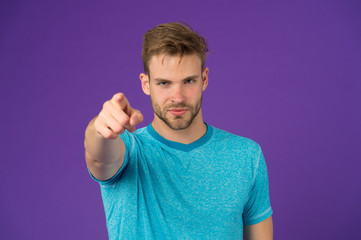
168;108;188;116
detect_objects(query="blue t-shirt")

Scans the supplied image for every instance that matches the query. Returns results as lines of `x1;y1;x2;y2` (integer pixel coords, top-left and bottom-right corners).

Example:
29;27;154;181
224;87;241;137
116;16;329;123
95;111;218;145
90;123;272;240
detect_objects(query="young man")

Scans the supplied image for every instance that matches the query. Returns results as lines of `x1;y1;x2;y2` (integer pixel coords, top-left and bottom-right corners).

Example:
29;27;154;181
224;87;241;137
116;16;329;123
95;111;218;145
84;22;273;239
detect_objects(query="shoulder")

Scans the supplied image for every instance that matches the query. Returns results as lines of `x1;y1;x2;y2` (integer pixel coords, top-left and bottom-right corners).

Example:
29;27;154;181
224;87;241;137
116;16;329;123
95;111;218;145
207;125;265;180
209;125;261;153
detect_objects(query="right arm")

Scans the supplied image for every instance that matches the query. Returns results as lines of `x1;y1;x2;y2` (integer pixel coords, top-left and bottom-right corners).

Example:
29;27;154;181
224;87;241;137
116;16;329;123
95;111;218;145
84;93;143;181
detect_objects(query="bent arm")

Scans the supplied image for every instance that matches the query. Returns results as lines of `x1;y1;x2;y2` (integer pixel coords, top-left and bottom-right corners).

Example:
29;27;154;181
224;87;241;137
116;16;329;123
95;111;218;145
244;216;273;240
84;116;125;181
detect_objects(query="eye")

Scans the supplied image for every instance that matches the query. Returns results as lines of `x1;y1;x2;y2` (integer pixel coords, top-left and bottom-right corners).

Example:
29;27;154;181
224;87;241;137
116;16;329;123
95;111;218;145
185;79;195;84
158;81;168;86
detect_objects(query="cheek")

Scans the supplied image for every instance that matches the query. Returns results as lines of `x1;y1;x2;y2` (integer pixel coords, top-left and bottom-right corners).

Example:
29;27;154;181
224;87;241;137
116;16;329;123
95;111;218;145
188;87;203;99
151;89;168;104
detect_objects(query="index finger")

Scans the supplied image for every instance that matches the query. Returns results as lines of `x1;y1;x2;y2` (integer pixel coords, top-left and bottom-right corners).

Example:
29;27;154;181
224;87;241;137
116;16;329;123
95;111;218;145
112;93;131;115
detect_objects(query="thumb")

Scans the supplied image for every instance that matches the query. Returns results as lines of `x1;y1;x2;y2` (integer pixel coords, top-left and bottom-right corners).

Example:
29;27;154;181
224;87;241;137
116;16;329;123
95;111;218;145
129;110;144;128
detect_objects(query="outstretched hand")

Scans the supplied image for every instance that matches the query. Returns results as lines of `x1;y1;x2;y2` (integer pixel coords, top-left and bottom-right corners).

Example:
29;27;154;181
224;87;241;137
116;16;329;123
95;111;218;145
94;93;144;139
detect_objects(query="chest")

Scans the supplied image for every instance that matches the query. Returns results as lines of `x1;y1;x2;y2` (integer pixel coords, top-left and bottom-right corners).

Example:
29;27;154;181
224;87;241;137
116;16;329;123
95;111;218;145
134;146;253;217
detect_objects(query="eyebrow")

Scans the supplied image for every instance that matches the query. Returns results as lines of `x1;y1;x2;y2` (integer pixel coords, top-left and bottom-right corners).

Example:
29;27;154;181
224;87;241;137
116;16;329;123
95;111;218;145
153;75;199;82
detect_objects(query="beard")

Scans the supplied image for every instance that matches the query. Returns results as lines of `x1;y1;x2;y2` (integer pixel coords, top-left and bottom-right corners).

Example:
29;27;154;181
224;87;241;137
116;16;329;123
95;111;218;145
151;95;202;131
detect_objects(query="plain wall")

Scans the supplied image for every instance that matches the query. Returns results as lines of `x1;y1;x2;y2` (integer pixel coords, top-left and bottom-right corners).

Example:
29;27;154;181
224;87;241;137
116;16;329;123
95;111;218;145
1;0;360;239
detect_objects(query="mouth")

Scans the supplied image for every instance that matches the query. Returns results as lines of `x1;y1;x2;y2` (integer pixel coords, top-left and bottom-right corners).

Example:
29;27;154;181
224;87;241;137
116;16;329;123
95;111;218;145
168;108;189;117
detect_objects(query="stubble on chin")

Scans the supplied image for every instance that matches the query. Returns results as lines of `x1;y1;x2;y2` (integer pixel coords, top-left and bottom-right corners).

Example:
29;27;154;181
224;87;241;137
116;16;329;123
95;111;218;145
151;97;202;131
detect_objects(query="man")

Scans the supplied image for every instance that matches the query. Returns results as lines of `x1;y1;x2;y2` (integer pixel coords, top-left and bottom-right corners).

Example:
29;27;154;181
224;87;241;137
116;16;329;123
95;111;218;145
84;22;273;239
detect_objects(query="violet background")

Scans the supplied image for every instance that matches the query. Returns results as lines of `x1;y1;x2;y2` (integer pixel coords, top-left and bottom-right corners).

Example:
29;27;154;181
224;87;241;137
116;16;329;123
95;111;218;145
1;0;360;239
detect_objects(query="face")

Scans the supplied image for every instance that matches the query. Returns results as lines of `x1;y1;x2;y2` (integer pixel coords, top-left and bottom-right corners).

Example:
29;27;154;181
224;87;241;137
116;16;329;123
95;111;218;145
140;54;208;130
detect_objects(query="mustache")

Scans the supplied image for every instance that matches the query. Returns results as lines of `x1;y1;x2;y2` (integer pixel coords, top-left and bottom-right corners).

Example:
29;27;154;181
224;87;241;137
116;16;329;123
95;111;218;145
165;103;191;110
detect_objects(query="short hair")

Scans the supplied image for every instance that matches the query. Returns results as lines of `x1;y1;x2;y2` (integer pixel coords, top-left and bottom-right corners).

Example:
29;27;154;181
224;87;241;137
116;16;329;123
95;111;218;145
142;22;208;75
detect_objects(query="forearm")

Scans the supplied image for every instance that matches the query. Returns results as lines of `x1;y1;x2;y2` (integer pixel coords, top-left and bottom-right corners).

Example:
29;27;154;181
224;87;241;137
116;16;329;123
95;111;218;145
243;216;273;240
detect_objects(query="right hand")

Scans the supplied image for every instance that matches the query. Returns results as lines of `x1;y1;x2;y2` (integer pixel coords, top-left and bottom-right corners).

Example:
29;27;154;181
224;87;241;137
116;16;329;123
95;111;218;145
94;93;144;139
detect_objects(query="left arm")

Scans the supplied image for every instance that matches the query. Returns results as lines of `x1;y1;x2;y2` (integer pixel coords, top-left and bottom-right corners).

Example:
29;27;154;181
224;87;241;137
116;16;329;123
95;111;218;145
244;216;273;240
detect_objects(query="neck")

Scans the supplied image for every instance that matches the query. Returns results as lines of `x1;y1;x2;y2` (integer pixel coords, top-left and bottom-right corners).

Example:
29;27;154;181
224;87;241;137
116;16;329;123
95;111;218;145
151;110;207;144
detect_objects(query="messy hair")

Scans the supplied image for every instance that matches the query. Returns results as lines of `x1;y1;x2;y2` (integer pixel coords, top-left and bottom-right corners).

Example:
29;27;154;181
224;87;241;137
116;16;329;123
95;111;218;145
142;22;208;75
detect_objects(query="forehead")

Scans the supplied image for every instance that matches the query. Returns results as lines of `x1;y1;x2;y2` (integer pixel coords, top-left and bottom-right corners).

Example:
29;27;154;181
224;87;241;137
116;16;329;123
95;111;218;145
148;54;202;79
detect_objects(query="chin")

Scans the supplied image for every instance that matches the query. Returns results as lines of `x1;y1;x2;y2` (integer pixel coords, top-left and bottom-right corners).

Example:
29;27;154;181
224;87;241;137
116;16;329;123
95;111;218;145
166;118;193;130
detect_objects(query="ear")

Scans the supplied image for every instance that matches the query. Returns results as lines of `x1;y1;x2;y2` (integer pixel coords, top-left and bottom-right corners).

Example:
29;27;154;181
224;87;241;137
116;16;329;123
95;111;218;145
139;73;150;95
202;67;209;91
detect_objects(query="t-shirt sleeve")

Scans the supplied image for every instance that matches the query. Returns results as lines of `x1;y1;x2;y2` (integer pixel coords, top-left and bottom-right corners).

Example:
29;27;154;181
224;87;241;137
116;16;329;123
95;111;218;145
87;130;132;186
243;148;273;225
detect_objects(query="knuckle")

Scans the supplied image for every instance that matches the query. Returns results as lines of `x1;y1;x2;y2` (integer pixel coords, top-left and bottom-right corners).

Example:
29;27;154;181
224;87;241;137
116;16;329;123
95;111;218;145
94;116;103;129
102;101;110;109
119;117;130;127
97;111;107;121
104;131;114;139
113;125;124;134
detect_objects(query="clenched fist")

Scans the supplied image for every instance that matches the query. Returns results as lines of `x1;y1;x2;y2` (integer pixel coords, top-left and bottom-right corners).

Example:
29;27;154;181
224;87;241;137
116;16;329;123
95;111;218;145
94;93;144;139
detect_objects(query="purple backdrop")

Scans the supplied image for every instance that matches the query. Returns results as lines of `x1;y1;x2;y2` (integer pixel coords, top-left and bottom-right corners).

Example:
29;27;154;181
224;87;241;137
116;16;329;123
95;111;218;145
1;0;360;239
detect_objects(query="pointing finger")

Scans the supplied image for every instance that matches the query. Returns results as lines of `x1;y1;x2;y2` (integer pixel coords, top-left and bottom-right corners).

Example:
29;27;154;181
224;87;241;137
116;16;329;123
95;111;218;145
112;93;131;115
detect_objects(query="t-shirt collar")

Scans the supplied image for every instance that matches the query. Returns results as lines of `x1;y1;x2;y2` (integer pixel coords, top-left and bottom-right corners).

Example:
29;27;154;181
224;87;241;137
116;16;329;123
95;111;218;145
146;122;213;152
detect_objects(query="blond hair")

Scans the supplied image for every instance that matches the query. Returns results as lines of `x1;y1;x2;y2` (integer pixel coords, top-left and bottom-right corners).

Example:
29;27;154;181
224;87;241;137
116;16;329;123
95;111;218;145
142;22;208;75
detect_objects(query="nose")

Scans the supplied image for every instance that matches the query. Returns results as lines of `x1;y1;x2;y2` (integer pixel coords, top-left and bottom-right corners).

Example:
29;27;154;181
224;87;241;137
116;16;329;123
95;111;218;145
170;84;185;103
